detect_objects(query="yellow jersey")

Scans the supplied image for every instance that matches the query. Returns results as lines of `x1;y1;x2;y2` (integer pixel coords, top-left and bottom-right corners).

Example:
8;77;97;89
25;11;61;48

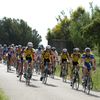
71;53;80;62
61;53;69;60
42;50;51;60
24;48;34;58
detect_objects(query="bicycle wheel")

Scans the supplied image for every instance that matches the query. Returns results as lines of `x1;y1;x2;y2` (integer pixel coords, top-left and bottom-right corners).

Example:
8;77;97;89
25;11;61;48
62;66;67;82
86;77;93;94
74;76;79;90
82;77;87;93
42;73;47;84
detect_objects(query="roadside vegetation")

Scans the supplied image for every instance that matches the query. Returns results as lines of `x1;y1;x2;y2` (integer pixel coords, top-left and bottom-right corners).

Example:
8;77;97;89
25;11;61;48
0;88;9;100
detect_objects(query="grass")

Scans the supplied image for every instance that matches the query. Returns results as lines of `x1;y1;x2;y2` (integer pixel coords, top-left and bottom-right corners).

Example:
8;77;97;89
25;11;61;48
92;54;100;91
0;88;9;100
92;67;100;91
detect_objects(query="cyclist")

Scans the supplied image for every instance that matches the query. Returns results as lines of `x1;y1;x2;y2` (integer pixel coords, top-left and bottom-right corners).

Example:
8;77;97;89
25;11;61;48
60;48;70;77
50;47;58;77
35;45;43;73
3;44;8;64
40;45;51;81
16;45;22;74
81;47;96;84
70;48;81;86
24;42;34;79
6;46;14;71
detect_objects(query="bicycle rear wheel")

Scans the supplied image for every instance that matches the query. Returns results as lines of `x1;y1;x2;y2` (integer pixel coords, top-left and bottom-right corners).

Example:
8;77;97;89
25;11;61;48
86;77;93;94
42;73;47;84
74;76;79;90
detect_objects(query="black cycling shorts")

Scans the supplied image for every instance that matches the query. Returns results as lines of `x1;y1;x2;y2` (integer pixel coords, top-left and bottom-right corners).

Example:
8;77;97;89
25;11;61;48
26;56;32;63
44;59;50;66
72;61;78;66
62;59;67;63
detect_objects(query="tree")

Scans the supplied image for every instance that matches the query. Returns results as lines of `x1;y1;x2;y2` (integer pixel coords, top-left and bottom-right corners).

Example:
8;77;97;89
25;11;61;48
32;29;42;48
0;17;42;47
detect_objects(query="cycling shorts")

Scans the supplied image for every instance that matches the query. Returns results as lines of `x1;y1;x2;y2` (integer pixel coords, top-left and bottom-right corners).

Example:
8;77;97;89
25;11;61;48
72;61;78;66
62;59;67;63
84;62;92;70
26;56;32;63
44;59;50;66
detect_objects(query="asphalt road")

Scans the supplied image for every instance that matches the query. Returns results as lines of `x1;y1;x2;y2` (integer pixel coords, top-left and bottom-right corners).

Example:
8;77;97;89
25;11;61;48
0;63;100;100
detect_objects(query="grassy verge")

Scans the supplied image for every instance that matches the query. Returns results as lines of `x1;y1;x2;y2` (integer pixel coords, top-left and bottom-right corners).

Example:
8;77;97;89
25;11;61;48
0;88;9;100
92;67;100;91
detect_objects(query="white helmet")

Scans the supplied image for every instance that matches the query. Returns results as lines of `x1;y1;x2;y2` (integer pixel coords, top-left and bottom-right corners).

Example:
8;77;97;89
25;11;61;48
85;47;91;52
27;42;33;48
62;48;67;53
73;48;80;52
46;45;51;50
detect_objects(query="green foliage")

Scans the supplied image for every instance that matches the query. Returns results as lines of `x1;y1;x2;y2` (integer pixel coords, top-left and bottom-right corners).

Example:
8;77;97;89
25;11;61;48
47;5;100;51
0;88;9;100
0;17;42;47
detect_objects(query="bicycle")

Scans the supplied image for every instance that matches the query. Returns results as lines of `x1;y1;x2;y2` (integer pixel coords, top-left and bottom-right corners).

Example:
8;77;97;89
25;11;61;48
35;59;41;74
71;65;80;90
50;62;56;79
19;59;23;81
82;72;93;94
24;61;32;85
62;61;68;82
82;68;94;94
7;54;11;72
42;62;49;84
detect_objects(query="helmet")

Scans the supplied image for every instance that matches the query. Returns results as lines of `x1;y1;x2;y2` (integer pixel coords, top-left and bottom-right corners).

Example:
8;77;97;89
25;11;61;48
46;45;51;50
62;48;67;53
27;42;33;48
51;47;56;51
11;44;14;47
4;44;7;47
73;48;80;52
38;45;42;49
16;45;18;48
18;45;22;48
85;47;91;52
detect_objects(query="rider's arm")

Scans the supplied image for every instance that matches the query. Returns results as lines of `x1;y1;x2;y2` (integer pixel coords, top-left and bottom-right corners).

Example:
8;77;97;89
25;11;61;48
91;55;96;70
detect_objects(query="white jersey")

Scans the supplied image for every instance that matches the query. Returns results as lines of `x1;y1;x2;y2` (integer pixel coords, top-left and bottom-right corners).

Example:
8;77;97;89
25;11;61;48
36;49;42;60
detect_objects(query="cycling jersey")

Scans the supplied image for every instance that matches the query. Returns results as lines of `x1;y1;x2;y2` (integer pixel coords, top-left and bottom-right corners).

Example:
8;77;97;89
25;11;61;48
61;53;69;59
71;53;80;62
82;53;94;70
42;50;51;60
24;48;33;58
24;48;34;62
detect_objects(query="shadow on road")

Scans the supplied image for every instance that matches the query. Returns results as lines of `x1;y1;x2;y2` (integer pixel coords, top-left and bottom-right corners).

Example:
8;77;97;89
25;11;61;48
31;78;38;81
19;80;39;88
53;78;61;80
45;83;58;87
28;84;39;88
20;80;26;83
7;70;15;73
88;93;100;98
77;89;100;98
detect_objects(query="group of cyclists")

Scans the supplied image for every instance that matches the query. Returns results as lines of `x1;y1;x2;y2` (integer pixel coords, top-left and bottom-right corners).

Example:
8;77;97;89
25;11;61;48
0;42;96;90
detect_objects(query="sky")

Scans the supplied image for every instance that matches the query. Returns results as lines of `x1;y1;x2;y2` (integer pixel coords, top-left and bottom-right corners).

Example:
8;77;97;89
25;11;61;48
0;0;100;46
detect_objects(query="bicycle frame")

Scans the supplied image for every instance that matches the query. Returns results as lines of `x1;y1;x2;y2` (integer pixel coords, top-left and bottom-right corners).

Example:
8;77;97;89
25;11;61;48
72;65;80;90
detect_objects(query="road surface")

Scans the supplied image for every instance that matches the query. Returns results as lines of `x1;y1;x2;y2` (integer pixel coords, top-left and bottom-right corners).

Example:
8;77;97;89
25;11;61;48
0;64;100;100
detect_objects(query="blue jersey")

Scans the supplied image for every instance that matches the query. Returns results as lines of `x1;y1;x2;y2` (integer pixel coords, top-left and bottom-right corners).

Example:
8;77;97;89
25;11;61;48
82;54;94;70
3;47;8;54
